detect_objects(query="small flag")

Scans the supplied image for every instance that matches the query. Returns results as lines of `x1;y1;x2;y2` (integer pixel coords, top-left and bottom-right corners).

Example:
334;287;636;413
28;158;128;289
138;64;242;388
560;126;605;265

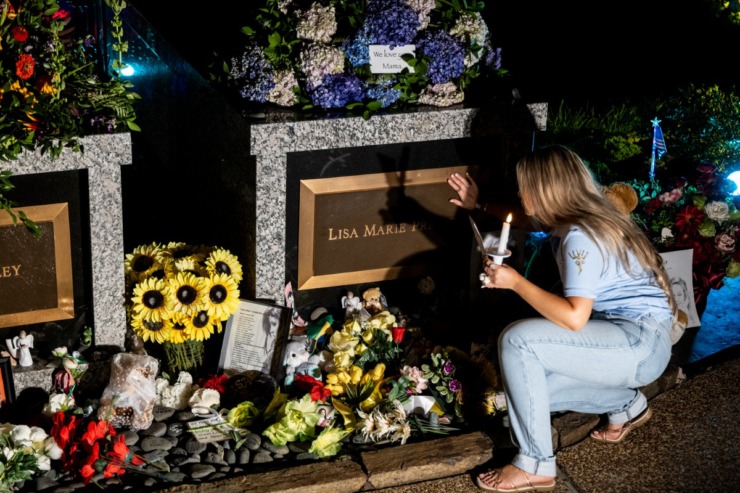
650;117;667;180
652;118;667;160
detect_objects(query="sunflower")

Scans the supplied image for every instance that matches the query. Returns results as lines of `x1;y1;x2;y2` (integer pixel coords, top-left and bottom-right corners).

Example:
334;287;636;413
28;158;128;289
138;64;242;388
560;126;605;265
205;248;243;284
124;242;165;283
130;278;173;323
163;242;206;263
205;273;241;321
168;317;190;344
182;310;220;341
174;257;208;278
168;272;207;317
130;317;173;344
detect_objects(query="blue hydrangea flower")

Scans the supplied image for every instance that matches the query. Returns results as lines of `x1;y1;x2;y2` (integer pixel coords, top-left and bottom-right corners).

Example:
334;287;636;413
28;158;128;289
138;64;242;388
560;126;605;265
228;43;275;103
416;30;466;84
485;45;503;71
366;80;402;108
343;33;372;67
309;74;365;108
362;0;420;48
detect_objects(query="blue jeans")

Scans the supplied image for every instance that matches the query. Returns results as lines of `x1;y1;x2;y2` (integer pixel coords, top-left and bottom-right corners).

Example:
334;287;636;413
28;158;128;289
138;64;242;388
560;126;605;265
498;313;672;477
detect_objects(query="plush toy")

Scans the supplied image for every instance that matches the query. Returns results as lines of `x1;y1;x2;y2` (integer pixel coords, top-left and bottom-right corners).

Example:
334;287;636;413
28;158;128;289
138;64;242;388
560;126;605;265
603;182;687;344
283;340;322;389
361;287;387;316
603;182;638;215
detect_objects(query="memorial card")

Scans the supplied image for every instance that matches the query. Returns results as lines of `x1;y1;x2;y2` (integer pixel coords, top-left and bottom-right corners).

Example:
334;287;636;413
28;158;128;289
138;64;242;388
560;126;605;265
218;300;291;377
660;249;701;328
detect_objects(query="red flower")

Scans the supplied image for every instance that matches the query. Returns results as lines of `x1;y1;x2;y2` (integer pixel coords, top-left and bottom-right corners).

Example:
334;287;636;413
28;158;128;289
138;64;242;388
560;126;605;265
674;204;705;231
645;197;663;214
52;9;70;20
11;25;28;42
392;326;406;344
293;374;331;402
50;411;81;454
80;419;114;450
200;374;229;395
80;441;101;485
15;53;35;79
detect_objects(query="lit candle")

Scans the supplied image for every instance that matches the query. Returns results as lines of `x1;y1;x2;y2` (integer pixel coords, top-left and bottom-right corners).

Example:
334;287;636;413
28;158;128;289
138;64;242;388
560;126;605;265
497;213;512;255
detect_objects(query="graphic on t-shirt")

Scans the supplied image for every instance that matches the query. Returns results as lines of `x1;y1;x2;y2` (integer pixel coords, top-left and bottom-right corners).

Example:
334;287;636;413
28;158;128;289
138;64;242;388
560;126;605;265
568;249;588;274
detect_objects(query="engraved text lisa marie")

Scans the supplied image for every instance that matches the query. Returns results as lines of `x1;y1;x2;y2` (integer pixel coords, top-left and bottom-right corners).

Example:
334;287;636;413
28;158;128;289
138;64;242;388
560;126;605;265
328;221;432;240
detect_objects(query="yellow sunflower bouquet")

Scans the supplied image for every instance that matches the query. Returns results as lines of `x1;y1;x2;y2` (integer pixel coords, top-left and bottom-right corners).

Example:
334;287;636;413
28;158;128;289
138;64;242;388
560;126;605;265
124;242;242;373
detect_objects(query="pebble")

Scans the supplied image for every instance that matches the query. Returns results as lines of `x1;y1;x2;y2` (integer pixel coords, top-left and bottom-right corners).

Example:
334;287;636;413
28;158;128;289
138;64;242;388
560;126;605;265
224;449;236;465
141;421;167;437
143;449;170;462
175;411;197;421
189;464;216;480
243;432;262;450
167;422;186;437
237;448;251;464
123;430;140;446
153;405;176;422
163;472;187;483
184;438;207;455
140;435;175;452
252;451;273;463
204;451;229;466
261;442;289;455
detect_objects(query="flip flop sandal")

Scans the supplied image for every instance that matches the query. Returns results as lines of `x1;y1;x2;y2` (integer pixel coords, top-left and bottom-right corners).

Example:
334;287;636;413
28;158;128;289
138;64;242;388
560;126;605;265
591;406;653;444
475;468;556;492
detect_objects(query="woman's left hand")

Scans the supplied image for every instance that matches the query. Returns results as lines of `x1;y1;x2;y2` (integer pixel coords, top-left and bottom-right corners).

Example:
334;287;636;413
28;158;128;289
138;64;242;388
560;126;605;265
447;172;479;210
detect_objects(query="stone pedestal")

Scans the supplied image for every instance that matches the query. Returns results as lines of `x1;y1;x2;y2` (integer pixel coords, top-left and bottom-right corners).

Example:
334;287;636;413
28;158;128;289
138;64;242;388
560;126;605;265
249;104;547;305
3;133;132;392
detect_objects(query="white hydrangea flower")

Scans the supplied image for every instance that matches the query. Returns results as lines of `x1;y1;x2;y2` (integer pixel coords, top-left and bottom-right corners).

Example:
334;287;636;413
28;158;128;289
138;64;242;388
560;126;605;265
296;3;337;44
450;12;490;66
299;43;345;89
278;0;293;14
267;69;300;107
705;200;730;222
407;0;436;30
418;82;465;107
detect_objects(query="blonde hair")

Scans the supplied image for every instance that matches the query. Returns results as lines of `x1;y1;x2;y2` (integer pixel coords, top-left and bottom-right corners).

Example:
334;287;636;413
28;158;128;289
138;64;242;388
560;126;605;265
516;145;678;317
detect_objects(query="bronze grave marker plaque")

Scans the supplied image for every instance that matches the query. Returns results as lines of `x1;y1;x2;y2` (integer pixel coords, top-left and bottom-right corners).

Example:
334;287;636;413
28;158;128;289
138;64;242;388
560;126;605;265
298;166;469;290
0;203;74;328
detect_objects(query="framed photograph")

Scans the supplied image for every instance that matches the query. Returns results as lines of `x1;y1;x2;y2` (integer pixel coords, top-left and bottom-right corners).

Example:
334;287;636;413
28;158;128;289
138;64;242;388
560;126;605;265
0;355;16;409
0;203;74;328
218;299;292;378
660;249;701;328
297;165;470;290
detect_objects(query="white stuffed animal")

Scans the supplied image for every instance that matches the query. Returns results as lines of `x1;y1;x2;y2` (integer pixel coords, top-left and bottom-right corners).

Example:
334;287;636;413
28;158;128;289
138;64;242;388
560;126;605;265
283;340;321;387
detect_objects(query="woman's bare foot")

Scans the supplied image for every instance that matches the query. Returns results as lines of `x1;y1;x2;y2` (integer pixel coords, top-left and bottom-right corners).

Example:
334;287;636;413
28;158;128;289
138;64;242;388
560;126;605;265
476;464;556;492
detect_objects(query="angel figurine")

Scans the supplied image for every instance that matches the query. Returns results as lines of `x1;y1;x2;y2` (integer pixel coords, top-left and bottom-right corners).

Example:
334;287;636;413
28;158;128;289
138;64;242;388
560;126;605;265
6;330;34;367
341;291;362;319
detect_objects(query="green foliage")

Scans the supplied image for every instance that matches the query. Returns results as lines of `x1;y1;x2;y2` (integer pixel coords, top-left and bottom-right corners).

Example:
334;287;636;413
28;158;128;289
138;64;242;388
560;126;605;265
0;0;140;225
658;84;740;173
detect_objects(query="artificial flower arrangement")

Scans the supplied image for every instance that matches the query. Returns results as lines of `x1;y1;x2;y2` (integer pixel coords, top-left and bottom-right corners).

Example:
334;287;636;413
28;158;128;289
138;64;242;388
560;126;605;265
0;423;62;491
0;0;140;228
631;163;740;311
124;242;243;373
214;0;505;117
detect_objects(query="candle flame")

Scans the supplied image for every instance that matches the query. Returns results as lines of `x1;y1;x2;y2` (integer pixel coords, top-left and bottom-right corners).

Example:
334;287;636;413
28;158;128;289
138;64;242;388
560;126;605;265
506;213;513;223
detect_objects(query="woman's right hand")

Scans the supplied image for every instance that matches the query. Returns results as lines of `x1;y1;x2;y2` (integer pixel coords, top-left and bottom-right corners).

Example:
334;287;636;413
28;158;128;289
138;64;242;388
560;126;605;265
447;172;479;210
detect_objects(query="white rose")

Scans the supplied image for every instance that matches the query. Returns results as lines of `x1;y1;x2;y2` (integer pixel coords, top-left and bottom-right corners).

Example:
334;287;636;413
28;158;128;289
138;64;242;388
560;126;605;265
36;455;51;471
705;201;730;222
52;347;68;358
45;437;63;460
29;426;48;445
10;425;32;446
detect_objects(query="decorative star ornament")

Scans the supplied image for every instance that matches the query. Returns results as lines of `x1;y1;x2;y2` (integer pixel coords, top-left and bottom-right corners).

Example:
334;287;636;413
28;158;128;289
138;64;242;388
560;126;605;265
651;117;662;127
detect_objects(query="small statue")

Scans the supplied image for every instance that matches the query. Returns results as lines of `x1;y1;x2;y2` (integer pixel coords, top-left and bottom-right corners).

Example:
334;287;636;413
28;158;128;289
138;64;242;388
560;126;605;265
341;291;362;319
5;330;34;367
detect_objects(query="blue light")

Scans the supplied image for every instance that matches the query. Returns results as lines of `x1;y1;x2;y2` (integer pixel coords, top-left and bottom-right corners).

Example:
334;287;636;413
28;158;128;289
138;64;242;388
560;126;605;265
120;65;135;77
728;171;740;196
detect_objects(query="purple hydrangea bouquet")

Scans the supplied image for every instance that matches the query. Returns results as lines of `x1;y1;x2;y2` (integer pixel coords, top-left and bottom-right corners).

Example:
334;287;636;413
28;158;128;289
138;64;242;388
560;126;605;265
215;0;505;117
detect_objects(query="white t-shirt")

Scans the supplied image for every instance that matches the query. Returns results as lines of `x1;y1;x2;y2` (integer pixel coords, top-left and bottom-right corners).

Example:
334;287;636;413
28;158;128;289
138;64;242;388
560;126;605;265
551;225;672;323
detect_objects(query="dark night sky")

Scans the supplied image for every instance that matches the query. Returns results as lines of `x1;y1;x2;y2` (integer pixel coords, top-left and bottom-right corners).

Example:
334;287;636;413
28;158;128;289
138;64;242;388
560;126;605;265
127;0;738;106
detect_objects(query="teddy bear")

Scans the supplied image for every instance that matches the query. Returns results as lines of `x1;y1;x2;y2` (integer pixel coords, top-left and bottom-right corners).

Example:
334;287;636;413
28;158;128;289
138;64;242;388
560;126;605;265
361;287;387;316
282;339;322;389
603;182;687;344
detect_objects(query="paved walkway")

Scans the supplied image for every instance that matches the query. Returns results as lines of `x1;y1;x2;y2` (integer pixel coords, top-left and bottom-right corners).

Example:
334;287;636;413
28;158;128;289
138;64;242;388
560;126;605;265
376;347;740;493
